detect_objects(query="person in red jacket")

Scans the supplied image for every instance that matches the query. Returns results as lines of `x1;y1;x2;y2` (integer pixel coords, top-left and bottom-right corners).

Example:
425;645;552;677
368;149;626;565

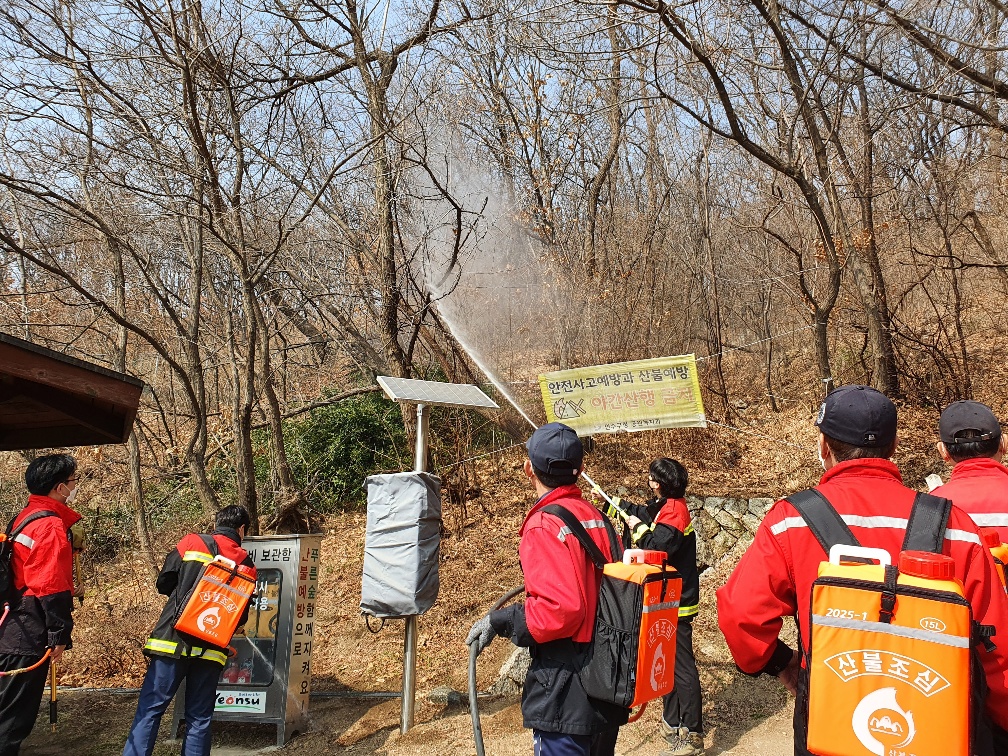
122;505;256;756
467;423;628;756
612;458;703;756
932;400;1008;542
0;453;81;755
716;385;1008;755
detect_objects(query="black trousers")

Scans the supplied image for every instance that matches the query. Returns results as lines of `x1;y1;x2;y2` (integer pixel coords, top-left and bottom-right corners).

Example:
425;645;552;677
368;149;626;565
590;728;619;756
0;654;50;756
662;616;703;734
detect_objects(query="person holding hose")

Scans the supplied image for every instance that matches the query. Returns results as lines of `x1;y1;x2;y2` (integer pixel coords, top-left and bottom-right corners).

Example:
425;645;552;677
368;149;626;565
604;458;703;756
717;385;1008;754
0;454;81;755
466;422;628;756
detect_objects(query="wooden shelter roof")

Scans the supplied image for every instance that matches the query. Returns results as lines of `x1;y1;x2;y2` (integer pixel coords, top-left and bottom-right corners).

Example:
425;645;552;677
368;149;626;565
0;332;144;451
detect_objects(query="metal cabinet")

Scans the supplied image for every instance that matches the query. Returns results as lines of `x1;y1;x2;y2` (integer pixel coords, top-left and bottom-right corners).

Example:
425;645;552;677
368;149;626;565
172;534;322;747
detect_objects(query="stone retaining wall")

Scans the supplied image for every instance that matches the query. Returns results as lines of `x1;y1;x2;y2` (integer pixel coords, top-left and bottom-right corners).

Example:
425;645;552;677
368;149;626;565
687;495;774;570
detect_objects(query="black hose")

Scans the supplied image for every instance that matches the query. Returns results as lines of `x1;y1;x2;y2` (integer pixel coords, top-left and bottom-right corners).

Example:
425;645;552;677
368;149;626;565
469;584;525;756
468;643;484;756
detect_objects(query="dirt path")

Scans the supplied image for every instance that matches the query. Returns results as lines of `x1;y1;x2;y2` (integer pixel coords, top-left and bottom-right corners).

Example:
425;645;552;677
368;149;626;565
20;689;794;756
22;526;799;756
21;620;797;756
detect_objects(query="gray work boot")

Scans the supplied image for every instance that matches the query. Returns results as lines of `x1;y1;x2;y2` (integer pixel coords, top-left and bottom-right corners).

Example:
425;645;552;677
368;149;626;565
661;726;705;756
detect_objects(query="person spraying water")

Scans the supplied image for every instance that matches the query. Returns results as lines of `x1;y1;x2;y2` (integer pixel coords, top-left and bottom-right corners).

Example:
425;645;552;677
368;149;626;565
466;423;629;756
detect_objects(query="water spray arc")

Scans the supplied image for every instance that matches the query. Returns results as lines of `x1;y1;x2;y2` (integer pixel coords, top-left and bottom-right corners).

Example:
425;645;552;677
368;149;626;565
433;304;632;522
437;306;641;756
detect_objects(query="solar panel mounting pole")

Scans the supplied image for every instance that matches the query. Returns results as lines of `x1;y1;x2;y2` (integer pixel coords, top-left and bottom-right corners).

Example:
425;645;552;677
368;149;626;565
375;377;499;736
401;402;427;734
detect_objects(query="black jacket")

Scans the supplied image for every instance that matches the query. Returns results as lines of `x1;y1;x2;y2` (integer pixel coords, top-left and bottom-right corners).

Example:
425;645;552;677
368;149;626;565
491;603;629;736
620;497;700;620
143;528;255;666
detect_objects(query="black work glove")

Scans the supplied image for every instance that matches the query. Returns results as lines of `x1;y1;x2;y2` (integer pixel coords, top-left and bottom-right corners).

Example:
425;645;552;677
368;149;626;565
489;603;536;648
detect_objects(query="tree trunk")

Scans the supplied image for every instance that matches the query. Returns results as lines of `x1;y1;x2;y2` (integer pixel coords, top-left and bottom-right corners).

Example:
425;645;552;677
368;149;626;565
583;0;623;278
225;303;260;533
813;313;834;397
110;239;158;573
254;297;309;533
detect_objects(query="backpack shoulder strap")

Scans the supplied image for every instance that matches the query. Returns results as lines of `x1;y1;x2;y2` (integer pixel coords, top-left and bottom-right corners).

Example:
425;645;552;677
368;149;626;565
8;510;60;540
902;492;952;554
198;534;220;558
602;514;623;564
785;488;859;554
542;504;609;570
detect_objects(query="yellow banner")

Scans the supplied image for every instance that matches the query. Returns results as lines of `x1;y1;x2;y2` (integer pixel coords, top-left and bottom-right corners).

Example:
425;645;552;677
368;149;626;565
539;355;706;435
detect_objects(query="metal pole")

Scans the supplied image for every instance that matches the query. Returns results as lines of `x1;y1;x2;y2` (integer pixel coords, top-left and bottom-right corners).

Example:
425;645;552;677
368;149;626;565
401;617;418;734
401;402;428;734
414;403;428;473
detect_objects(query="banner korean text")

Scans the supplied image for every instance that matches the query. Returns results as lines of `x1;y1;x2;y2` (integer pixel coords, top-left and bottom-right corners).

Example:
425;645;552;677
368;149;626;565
538;355;706;435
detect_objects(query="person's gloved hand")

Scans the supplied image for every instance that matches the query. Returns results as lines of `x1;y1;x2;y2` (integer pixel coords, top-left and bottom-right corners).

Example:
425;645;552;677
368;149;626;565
602;496;625;520
466;614;498;653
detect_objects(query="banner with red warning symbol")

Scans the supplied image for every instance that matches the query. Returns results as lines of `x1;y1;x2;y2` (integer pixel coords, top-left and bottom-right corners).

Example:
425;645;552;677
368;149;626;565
538;355;706;436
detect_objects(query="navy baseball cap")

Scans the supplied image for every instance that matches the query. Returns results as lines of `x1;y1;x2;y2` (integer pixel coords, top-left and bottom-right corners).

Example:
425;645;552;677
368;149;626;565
939;401;1001;444
815;385;897;448
526;422;583;477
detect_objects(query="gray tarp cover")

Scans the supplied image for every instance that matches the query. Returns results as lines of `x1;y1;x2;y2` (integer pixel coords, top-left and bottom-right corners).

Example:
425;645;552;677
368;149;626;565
361;472;442;618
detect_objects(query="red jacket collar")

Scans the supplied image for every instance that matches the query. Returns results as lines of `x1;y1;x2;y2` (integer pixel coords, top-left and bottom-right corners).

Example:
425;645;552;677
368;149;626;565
24;494;82;529
524;484;585;526
819;457;903;486
949;456;1008;481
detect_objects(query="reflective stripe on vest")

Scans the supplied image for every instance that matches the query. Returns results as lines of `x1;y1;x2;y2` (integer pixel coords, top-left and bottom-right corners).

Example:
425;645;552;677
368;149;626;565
13;533;34;549
631;523;650;544
557;519;606;543
144;638;227;665
182;550;213;564
678;602;700;618
144;638;178;654
190;647;228;665
972;513;1008;528
770;515;981;545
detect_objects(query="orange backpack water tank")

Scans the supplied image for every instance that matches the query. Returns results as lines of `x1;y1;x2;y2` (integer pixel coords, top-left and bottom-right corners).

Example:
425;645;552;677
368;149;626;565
806;546;972;756
174;556;256;648
982;527;1008;592
580;549;682;708
541;504;682;710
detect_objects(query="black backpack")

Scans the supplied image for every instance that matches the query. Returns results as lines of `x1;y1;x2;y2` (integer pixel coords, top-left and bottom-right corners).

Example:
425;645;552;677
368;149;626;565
0;510;59;605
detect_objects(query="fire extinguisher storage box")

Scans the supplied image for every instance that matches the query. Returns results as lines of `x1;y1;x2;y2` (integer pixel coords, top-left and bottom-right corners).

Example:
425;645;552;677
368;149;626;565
360;472;442;618
170;533;322;747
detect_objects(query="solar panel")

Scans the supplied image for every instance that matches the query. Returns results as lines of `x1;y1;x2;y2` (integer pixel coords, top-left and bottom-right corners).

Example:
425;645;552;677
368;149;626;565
376;376;500;409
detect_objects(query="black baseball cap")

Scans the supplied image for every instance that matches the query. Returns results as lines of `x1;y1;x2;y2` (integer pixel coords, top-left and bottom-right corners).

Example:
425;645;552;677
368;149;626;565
939;401;1002;445
526;422;583;478
815;385;897;448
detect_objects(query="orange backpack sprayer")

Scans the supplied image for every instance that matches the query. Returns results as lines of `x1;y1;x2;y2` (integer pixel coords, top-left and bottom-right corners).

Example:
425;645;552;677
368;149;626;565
174;538;256;648
585;548;682;707
541;505;682;708
982;527;1008;592
787;488;990;756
